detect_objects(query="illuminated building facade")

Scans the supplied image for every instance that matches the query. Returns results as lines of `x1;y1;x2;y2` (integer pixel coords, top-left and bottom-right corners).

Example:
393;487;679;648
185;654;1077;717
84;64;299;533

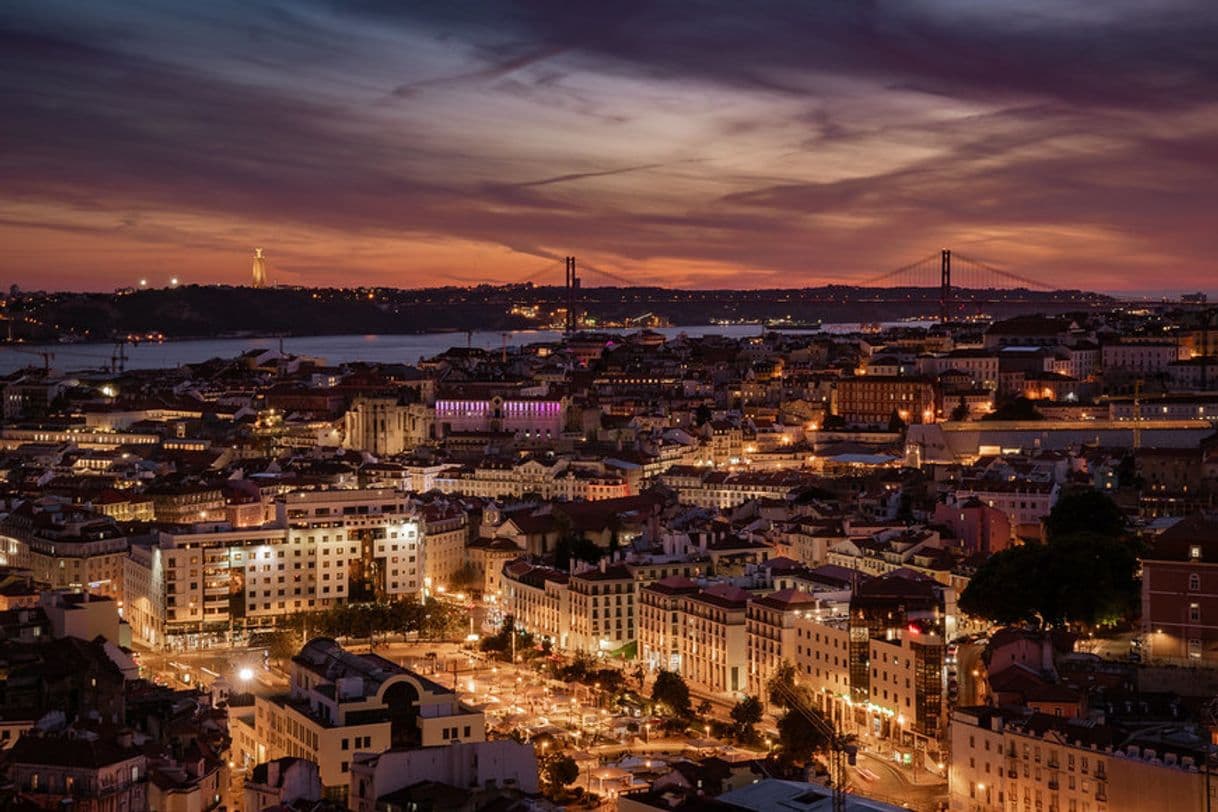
124;489;422;649
434;396;566;439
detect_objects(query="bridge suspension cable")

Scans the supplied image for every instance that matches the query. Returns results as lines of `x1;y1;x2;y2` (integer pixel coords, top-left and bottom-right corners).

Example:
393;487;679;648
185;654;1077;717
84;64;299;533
857;252;942;288
578;262;637;286
951;252;1058;292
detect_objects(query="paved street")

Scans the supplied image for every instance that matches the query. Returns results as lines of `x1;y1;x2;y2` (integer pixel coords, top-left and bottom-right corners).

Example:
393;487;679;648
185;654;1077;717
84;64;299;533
136;634;946;810
850;751;947;811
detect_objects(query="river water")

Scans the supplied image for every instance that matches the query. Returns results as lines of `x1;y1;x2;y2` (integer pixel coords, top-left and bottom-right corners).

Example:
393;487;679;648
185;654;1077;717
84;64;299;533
0;321;934;375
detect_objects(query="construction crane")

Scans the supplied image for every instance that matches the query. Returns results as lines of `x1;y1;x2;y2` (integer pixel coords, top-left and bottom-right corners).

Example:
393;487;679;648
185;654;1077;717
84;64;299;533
111;339;129;373
4;347;55;373
1133;379;1143;450
771;680;858;812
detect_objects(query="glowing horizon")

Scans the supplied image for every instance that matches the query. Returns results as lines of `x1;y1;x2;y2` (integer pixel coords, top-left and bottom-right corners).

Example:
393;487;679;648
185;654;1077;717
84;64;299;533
4;2;1218;296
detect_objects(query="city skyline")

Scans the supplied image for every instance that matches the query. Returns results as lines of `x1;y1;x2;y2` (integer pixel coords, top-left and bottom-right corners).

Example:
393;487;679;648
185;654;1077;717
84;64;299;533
4;1;1218;294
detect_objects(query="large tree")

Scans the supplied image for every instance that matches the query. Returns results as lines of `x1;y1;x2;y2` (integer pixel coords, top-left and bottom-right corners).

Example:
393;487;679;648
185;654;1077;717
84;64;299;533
960;531;1139;629
650;669;692;717
777;706;831;764
730;695;764;742
958;543;1049;627
983;397;1044;421
541;754;579;796
1046;532;1140;627
1045;488;1125;541
766;660;812;709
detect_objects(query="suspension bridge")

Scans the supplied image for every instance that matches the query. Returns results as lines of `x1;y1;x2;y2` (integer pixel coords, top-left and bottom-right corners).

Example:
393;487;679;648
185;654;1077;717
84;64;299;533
289;246;1059;329
855;248;1065;323
493;248;1073;326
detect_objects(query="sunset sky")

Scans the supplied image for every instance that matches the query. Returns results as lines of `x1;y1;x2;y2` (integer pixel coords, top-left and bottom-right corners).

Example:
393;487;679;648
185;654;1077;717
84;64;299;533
3;1;1217;294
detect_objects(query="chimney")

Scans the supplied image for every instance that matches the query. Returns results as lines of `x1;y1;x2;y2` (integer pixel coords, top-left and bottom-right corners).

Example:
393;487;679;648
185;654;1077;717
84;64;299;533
268;759;281;788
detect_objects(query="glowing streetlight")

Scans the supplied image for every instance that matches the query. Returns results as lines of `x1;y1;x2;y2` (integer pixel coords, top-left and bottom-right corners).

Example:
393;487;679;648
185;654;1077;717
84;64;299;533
170;277;179;287
238;667;254;682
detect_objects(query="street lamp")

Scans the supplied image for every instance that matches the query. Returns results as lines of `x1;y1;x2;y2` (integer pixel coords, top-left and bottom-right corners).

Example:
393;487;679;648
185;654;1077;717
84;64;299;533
238;667;254;683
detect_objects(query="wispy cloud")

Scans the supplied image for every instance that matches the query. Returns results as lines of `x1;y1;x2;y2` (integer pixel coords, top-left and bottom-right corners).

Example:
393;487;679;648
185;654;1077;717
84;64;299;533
1;0;1217;292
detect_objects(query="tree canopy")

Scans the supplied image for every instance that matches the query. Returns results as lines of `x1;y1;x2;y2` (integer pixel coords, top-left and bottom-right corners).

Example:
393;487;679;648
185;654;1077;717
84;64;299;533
1045;488;1126;541
777;706;831;764
959;530;1139;629
650;669;692;717
281;599;462;642
766;660;812;709
730;695;764;742
542;754;579;793
983;397;1044;421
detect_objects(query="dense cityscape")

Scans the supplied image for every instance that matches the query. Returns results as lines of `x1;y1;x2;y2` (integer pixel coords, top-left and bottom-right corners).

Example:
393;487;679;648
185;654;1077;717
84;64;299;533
7;1;1218;810
0;291;1216;811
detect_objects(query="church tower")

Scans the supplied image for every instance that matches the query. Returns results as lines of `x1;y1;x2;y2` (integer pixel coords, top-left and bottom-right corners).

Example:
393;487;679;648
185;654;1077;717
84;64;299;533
252;248;267;288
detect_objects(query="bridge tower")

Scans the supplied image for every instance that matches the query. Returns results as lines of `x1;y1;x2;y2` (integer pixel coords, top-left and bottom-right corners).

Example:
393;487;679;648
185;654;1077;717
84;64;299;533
939;248;951;324
564;256;579;332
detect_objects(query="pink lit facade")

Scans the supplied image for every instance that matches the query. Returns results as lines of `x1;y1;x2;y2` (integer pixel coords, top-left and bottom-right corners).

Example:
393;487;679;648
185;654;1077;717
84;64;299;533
434;397;566;437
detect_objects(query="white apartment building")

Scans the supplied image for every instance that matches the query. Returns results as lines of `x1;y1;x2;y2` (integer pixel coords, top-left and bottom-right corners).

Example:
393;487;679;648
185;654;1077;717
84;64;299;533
125;489;423;649
1102;341;1188;375
126;525;290;649
349;740;538;812
791;605;948;746
638;576;701;674
661;469;821;510
280;488;422;599
917;351;1000;389
418;504;468;589
434;457;630;502
792;612;854;729
949;707;1218;812
254;637;485;802
1108;394;1218;421
504;549;710;658
1;504;127;600
674;583;751;699
567;562;635;655
1046;344;1100;381
500;560;571;647
747;588;820;698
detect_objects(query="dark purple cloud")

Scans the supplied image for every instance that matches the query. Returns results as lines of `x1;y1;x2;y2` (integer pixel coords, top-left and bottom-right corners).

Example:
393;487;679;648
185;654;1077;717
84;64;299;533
2;1;1217;292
